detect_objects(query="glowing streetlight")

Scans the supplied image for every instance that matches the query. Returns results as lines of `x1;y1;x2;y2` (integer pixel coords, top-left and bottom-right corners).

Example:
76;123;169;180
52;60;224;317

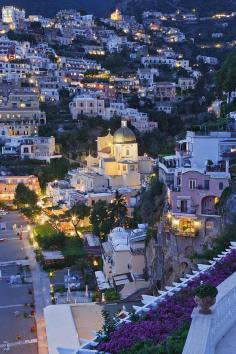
71;216;77;223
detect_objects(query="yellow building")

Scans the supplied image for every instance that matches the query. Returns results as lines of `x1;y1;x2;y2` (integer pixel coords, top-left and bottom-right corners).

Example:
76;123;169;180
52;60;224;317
110;9;123;21
95;120;141;189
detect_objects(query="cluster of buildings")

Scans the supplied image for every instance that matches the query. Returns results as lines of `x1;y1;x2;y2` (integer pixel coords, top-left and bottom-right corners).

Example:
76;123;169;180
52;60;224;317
69;96;158;132
159;130;235;238
46;120;153;209
0;5;218;137
0;85;60;162
0;5;235;354
0;4;223;144
45;121;153;297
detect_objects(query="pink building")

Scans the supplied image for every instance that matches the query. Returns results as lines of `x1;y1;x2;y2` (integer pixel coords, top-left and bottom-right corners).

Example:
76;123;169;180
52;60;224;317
168;170;229;236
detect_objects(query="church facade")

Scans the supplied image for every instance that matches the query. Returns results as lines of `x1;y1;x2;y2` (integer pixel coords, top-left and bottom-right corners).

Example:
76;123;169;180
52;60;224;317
86;120;152;190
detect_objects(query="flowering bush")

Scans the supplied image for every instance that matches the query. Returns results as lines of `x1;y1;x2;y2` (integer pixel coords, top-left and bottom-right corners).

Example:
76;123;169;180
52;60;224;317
97;250;236;353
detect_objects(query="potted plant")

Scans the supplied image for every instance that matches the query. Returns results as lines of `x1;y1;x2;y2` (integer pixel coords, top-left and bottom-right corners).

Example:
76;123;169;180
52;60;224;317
195;284;218;314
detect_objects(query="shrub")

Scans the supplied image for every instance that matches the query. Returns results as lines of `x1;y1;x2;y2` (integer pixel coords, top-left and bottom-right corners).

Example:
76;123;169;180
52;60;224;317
195;284;218;298
104;289;120;302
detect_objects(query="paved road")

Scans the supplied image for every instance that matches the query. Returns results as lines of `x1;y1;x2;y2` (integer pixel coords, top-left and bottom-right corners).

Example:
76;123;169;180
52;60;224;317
22;227;50;354
0;211;50;354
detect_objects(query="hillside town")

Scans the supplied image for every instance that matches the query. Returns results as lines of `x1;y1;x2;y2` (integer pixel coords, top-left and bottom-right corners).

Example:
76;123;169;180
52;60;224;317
0;4;236;354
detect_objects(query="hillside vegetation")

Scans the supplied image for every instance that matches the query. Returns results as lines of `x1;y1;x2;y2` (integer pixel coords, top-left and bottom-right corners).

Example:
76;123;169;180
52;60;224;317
116;0;236;16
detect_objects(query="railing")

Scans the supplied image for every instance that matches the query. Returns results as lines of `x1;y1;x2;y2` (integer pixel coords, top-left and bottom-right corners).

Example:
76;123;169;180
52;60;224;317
201;208;219;216
183;269;236;354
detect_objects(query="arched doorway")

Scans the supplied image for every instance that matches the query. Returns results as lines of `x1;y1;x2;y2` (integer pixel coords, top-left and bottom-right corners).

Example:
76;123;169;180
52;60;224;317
201;196;219;215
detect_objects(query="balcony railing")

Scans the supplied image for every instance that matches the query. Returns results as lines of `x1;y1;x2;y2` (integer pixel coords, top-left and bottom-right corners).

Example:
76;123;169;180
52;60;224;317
201;208;219;216
183;270;236;354
175;207;197;214
206;164;226;172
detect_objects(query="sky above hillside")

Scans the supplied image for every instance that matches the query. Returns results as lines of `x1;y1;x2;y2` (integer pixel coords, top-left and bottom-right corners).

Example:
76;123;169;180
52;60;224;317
0;0;116;17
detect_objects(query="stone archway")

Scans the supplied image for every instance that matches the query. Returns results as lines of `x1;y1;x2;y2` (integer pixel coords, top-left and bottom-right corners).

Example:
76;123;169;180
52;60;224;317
201;196;219;215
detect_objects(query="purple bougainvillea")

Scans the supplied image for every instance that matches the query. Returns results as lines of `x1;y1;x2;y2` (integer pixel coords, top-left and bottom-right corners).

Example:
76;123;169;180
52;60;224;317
97;250;236;353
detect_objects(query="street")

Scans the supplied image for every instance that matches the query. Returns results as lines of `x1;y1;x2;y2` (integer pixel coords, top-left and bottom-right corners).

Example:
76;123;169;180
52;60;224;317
0;211;50;354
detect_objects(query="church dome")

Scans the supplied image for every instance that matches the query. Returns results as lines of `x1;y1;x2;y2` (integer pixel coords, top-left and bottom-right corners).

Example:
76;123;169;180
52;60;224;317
113;120;136;144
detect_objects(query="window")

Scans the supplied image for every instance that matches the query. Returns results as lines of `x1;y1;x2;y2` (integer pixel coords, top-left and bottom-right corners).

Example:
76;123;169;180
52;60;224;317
126;149;129;155
123;165;126;171
180;200;187;213
189;179;196;190
204;180;209;190
219;182;223;190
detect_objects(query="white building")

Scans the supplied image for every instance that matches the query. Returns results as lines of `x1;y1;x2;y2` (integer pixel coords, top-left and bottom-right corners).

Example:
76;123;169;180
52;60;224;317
0;36;30;61
69;168;109;193
0;61;31;80
1;136;59;163
69;95;105;119
159;131;236;185
106;35;127;53
178;77;195;91
141;56;190;70
105;103;158;133
40;88;60;102
2;6;25;29
196;55;219;65
101;226;149;296
156;101;173;114
46;180;86;207
137;68;159;87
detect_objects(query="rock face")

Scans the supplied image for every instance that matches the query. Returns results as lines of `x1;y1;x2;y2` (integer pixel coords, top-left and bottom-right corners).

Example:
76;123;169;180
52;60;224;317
224;193;236;224
146;215;223;290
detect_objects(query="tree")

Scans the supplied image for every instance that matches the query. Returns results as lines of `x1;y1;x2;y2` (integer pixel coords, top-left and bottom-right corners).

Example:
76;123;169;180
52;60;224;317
139;176;165;225
14;183;38;209
90;200;113;239
37;158;70;190
216;49;236;94
65;203;90;237
108;191;127;227
37;232;66;250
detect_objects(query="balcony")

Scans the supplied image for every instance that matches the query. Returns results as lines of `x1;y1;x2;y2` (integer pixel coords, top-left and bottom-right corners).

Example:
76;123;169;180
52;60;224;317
206;163;226;173
174;207;197;215
201;208;219;216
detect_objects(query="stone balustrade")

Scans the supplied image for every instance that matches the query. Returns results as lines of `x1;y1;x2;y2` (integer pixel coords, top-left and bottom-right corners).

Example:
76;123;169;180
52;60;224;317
183;268;236;354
